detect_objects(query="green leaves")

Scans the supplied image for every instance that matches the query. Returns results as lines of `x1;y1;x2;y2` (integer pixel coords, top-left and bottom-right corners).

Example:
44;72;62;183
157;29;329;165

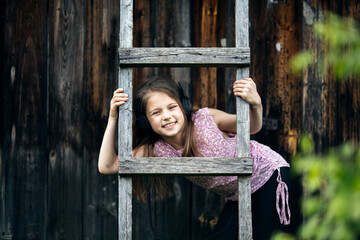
273;12;360;240
273;137;360;240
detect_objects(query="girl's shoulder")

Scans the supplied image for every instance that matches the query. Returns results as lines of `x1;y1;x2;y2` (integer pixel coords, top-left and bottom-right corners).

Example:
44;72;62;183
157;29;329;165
192;107;210;120
193;107;223;118
192;107;219;129
193;107;226;124
133;145;146;157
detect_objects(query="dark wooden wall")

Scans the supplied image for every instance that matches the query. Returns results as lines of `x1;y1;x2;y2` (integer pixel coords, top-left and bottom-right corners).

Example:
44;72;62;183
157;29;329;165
1;0;359;239
1;0;119;239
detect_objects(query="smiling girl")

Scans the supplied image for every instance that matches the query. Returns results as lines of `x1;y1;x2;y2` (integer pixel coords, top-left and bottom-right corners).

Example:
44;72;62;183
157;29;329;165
98;75;290;239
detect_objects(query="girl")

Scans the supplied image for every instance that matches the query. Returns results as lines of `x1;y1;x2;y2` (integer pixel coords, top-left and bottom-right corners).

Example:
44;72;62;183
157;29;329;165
98;75;290;239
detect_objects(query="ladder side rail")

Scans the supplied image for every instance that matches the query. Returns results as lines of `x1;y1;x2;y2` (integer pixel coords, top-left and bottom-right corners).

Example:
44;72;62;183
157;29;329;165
235;0;253;239
118;0;133;239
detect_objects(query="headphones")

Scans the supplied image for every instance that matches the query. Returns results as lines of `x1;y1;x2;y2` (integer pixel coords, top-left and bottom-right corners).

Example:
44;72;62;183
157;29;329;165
137;82;192;131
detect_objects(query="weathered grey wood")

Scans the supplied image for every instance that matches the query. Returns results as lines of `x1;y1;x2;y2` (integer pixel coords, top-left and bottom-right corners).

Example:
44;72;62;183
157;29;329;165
118;0;133;239
238;176;252;240
236;68;250;157
119;47;250;67
235;0;253;239
118;157;253;175
235;0;249;48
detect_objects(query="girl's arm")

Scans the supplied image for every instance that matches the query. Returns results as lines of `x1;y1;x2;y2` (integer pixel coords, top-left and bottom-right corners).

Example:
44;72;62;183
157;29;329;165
211;78;263;134
98;88;128;174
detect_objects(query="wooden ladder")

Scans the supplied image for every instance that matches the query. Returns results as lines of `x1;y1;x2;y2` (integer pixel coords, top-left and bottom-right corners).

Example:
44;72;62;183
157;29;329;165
118;0;252;239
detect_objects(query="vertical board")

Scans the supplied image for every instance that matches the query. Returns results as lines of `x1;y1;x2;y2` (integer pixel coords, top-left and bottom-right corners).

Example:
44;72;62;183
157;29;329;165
1;0;48;238
193;0;219;109
133;0;153;89
235;0;252;239
83;0;119;239
119;0;133;239
167;1;193;238
225;0;237;114
163;178;192;239
249;0;303;236
47;0;85;238
150;0;170;76
302;0;360;150
261;1;302;156
132;1;194;238
170;0;192;95
191;0;227;238
301;0;327;152
191;185;225;239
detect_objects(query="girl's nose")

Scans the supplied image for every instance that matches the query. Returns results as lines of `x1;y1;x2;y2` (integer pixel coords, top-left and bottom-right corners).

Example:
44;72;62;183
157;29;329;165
162;110;171;119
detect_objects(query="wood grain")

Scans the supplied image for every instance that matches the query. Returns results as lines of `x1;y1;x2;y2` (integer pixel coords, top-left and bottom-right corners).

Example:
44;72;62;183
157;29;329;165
119;47;250;67
83;0;119;239
193;0;220;109
235;0;253;238
47;0;86;239
119;157;253;175
119;0;133;239
1;0;48;238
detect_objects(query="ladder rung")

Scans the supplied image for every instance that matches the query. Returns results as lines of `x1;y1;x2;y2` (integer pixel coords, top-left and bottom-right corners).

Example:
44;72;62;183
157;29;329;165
119;47;250;67
118;157;253;175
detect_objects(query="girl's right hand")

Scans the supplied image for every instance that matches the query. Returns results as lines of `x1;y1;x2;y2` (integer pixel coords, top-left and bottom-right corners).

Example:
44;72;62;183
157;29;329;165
110;88;128;120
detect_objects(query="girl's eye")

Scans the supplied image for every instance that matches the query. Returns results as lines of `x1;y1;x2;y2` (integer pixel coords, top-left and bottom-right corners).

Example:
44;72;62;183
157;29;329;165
169;105;177;110
152;111;160;115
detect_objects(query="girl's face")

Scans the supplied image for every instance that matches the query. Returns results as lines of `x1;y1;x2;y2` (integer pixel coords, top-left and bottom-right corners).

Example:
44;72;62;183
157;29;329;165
145;91;185;143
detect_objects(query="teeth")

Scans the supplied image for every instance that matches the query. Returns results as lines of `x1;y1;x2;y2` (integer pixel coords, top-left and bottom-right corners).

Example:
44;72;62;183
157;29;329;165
164;122;175;128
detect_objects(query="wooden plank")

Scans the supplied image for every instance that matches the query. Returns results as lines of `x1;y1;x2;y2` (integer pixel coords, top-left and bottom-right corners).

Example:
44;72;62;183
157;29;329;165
83;0;119;239
47;0;86;239
235;73;250;158
238;176;252;240
119;47;250;67
235;0;252;239
258;1;302;155
133;0;152;89
119;0;133;239
191;184;224;239
118;157;253;175
1;0;48;238
151;0;171;76
193;0;219;110
301;0;360;150
225;0;237;114
215;0;227;111
118;67;133;240
131;1;153;239
341;2;360;145
167;1;192;238
190;2;229;237
165;177;192;239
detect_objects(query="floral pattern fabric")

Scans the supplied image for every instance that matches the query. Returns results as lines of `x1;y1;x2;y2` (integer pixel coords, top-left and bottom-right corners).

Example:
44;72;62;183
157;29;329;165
154;108;291;224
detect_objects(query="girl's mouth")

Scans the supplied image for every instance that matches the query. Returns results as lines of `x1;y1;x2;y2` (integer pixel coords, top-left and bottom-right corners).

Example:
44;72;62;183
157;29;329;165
163;122;176;128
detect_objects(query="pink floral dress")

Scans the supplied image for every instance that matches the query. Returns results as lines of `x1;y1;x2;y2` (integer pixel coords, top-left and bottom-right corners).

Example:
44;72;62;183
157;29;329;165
154;108;291;224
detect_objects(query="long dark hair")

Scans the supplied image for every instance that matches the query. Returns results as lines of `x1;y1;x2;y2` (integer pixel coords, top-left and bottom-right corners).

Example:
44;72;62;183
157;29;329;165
132;75;199;202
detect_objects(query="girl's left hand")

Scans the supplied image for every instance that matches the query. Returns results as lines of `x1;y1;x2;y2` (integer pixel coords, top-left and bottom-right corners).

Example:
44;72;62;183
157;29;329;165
233;78;262;107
